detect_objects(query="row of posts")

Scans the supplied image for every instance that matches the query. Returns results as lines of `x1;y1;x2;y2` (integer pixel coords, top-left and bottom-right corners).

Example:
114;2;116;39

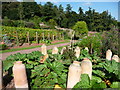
0;46;119;89
27;32;64;45
15;31;64;46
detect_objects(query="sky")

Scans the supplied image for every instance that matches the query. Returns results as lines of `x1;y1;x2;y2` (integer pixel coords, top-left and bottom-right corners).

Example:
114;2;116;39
36;1;118;21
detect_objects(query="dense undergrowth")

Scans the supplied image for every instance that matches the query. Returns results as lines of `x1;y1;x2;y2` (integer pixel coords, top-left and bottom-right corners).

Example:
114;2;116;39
3;46;120;89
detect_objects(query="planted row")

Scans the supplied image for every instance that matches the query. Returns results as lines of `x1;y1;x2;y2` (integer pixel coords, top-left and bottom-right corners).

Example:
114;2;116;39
1;26;64;45
2;45;120;89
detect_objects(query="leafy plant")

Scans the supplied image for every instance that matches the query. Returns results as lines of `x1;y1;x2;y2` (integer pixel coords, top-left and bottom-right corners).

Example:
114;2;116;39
3;47;120;89
0;44;8;50
2;26;63;46
3;51;68;88
62;46;76;62
92;60;120;88
75;33;102;55
101;27;119;57
73;21;88;35
73;74;107;89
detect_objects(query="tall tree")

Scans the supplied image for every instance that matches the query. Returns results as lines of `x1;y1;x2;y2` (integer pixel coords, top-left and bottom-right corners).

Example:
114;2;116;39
42;2;54;21
78;7;84;21
66;4;72;13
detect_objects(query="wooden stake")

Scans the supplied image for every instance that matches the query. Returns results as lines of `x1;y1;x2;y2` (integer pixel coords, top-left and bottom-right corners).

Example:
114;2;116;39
53;35;54;41
36;32;38;44
42;33;45;41
16;30;19;46
27;32;30;45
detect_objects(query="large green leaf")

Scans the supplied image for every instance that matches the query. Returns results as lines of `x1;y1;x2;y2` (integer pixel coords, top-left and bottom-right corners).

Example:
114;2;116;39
92;82;107;88
92;70;105;78
92;76;102;83
73;74;91;88
110;82;119;88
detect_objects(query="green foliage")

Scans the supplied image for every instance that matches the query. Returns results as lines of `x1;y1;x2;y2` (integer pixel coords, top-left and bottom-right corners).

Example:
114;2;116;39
92;60;120;88
2;2;117;30
3;46;120;89
3;51;68;88
75;34;102;55
78;49;92;60
101;27;119;57
40;40;52;44
73;74;107;88
29;16;42;29
62;46;76;61
118;22;120;29
48;19;57;29
110;82;120;88
0;44;8;50
2;26;62;45
73;21;88;35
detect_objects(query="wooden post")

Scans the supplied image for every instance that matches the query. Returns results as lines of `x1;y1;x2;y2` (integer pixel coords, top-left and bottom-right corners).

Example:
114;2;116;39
42;33;45;41
27;32;30;45
48;33;50;40
61;33;62;40
36;32;38;44
0;60;2;89
63;34;64;40
16;30;19;46
52;35;54;41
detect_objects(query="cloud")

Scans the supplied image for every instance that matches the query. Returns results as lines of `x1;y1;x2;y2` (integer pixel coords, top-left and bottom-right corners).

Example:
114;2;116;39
83;2;92;6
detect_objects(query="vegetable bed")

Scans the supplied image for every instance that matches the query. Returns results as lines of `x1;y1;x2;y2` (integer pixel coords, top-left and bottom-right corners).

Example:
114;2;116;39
3;46;120;89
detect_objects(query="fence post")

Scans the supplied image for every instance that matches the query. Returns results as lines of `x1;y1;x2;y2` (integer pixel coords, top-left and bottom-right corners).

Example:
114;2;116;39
0;60;2;89
48;33;50;40
16;30;19;46
42;33;45;41
36;32;38;44
62;33;64;40
52;35;54;41
27;32;30;45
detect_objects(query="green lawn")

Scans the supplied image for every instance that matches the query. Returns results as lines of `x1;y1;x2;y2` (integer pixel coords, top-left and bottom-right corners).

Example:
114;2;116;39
0;40;70;53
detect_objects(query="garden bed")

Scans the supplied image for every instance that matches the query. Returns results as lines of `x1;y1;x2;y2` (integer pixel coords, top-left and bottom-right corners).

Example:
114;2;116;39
2;45;120;89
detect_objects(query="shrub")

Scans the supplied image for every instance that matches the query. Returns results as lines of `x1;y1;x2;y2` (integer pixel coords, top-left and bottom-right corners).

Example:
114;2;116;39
101;27;119;57
25;22;35;28
0;44;8;50
48;19;57;29
73;21;88;38
75;33;102;55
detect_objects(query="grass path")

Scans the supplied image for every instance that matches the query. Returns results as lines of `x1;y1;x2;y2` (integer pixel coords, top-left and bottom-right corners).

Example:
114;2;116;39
0;40;70;53
0;42;71;61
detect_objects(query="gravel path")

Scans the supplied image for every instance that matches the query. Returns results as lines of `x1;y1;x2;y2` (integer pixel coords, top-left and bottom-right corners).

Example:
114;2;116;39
0;42;71;61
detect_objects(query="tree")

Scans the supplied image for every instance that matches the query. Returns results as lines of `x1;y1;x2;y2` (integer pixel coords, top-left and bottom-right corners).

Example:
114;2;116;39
66;4;72;13
73;21;88;35
59;4;64;12
48;19;57;28
78;7;84;21
42;2;54;21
